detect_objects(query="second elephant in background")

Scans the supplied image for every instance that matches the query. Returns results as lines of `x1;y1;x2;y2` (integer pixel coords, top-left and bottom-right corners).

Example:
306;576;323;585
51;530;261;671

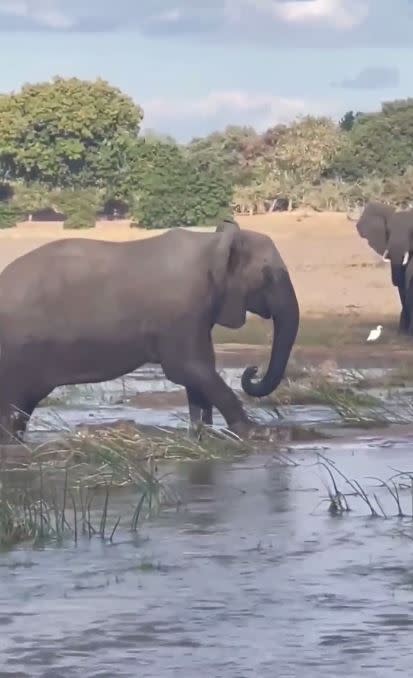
354;201;413;335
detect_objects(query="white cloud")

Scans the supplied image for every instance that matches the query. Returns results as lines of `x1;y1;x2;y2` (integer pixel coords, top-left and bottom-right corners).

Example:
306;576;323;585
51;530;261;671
275;0;368;29
152;8;183;24
0;0;408;48
142;89;337;139
228;0;369;30
0;0;73;28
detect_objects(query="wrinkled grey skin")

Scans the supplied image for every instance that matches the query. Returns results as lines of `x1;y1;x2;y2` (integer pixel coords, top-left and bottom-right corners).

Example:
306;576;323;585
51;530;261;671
355;201;413;334
0;219;299;443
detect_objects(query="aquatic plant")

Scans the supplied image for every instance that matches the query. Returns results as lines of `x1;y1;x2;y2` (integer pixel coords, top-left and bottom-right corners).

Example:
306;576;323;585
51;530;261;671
0;462;167;550
314;453;413;522
0;419;252;549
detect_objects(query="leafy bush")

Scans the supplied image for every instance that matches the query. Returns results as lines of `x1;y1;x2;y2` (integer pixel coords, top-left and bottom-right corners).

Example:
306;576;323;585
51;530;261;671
0;77;142;188
0;183;14;201
130;139;232;229
12;182;54;214
55;189;104;229
11;185;104;228
265;116;346;184
0;203;23;229
329;99;413;181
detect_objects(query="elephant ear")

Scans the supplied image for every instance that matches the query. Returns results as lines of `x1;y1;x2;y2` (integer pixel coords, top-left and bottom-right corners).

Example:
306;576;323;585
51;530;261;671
211;219;247;329
355;201;394;256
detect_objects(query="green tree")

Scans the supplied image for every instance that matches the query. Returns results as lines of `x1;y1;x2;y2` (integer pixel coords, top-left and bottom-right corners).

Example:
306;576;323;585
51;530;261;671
339;111;356;131
0;77;143;188
130;138;232;229
255;116;345;187
330;99;413;180
187;125;260;187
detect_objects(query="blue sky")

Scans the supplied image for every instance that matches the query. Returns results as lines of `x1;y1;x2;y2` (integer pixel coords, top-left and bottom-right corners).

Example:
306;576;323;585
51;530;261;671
1;1;413;141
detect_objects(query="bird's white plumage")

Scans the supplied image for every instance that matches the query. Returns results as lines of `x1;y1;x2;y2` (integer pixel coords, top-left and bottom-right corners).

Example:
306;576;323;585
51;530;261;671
366;325;383;342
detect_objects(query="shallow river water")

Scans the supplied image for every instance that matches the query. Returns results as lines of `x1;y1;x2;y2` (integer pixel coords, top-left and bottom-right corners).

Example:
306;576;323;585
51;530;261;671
1;366;413;676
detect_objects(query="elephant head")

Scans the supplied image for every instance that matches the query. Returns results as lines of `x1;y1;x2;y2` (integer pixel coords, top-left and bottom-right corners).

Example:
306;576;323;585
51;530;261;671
211;219;299;398
356;201;413;275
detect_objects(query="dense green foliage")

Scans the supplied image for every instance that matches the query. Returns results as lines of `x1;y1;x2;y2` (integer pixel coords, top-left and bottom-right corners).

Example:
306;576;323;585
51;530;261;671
0;203;24;229
187;126;261;187
209;100;413;211
0;77;143;188
0;77;232;227
1;75;413;224
330;100;413;181
130;139;232;228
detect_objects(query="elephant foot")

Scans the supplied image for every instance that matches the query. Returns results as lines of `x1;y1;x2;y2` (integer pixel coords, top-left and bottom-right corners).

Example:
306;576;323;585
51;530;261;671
188;422;206;441
229;420;273;442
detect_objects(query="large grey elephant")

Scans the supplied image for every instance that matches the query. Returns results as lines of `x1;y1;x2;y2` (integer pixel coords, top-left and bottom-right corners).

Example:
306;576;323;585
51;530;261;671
354;201;413;334
0;219;299;442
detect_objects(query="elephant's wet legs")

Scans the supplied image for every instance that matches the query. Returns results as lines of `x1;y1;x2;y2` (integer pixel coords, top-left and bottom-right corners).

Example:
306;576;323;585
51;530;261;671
166;363;250;435
186;387;213;427
186;387;213;437
188;370;248;434
163;332;253;436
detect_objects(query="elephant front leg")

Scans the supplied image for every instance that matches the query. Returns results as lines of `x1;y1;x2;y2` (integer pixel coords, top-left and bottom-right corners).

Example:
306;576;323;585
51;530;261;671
186;387;213;426
165;361;252;437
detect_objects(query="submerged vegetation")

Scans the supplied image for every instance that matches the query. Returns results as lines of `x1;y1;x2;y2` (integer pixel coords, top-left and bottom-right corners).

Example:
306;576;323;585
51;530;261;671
0;423;250;548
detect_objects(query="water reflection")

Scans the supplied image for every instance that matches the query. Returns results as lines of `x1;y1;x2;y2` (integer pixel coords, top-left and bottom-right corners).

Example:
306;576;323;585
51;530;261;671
2;440;413;675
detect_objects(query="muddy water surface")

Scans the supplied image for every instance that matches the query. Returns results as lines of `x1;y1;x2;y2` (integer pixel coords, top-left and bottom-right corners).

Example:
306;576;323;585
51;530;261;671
28;364;344;434
2;364;413;676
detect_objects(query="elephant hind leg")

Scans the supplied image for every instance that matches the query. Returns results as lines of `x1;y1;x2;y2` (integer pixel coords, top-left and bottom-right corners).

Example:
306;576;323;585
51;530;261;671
0;376;52;443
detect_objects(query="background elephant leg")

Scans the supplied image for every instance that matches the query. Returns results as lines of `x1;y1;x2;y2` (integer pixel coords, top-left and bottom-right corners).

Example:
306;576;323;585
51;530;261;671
186;387;213;427
405;283;413;336
397;287;409;333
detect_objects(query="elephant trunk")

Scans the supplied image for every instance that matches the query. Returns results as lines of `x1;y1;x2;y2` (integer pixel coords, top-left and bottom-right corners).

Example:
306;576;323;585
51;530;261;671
391;263;406;287
241;270;299;398
387;241;410;269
